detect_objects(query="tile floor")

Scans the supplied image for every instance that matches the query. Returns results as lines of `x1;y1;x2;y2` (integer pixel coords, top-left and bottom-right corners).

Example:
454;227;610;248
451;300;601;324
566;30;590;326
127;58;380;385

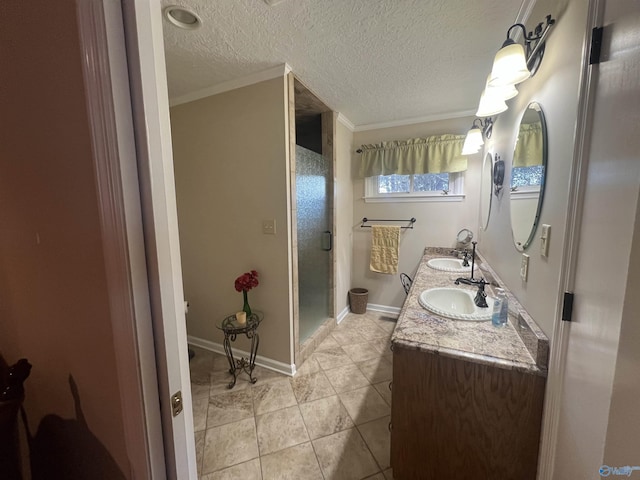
190;311;397;480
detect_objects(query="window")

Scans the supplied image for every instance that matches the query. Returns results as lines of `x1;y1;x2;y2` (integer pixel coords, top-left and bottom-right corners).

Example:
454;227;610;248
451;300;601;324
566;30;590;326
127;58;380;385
365;172;464;202
511;165;543;195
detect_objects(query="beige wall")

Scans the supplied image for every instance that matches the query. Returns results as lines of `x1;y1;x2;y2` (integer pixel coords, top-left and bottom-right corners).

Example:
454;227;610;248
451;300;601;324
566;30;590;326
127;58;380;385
335;120;354;315
171;77;292;365
478;0;587;337
0;0;129;475
351;117;482;308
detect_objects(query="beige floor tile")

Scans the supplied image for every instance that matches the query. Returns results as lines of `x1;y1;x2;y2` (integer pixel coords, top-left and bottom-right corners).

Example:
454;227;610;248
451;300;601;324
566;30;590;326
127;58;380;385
370;316;397;333
339;386;390;425
373;381;392;406
211;353;234;372
251;365;288;385
358;416;391;470
189;346;215;375
191;371;212;399
316;336;340;351
312;428;380;480
355;323;390;341
342;342;381;363
357;356;393;384
324;364;371;393
313;346;352;370
364;474;385;480
299;395;354;440
209;370;250;396
383;468;393;479
202;418;259;474
192;396;209;432
252;378;297;415
367;336;393;355
256;405;309;455
331;329;364;346
201;458;262;480
291;371;335;403
206;388;254;428
296;356;322;376
260;442;323;480
195;430;205;478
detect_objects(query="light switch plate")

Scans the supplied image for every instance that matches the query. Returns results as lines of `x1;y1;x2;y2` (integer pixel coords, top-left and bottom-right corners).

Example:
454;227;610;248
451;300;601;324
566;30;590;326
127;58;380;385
262;219;276;235
540;224;551;257
521;253;530;282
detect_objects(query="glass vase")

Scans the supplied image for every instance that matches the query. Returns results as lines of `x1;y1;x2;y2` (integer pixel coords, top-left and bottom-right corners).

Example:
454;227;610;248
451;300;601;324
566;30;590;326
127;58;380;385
242;290;252;317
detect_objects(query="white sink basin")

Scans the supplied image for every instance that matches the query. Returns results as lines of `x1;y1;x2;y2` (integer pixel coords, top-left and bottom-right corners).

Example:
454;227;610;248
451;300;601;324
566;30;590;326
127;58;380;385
427;257;476;273
418;288;494;321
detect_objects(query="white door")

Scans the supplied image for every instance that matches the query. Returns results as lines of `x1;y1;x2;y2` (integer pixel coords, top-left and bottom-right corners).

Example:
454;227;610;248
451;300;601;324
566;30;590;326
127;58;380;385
118;1;197;478
552;1;640;478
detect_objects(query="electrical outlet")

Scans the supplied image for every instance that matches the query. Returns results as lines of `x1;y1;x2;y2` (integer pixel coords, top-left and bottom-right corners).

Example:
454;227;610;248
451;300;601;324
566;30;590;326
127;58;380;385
540;224;551;257
262;219;276;235
521;253;530;282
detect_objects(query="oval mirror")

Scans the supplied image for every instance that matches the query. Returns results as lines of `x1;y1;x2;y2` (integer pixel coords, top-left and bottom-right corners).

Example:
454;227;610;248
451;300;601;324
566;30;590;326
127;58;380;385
480;153;493;230
510;102;547;251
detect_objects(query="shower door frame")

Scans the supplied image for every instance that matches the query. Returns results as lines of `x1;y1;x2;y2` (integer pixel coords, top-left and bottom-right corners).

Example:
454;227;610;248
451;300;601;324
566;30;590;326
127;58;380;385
287;73;336;367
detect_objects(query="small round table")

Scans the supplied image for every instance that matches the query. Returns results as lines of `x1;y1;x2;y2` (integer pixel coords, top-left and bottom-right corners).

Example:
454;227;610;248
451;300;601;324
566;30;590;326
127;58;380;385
217;312;263;389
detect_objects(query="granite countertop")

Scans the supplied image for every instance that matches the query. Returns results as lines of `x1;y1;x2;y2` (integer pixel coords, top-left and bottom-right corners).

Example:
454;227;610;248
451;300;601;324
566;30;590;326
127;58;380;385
391;247;548;376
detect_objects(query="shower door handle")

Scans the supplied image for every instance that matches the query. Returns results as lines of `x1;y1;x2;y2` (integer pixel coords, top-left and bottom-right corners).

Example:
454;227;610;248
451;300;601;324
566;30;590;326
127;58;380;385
322;230;333;251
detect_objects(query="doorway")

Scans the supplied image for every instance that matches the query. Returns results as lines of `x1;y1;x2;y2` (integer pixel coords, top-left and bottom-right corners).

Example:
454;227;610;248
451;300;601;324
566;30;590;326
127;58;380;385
290;76;336;361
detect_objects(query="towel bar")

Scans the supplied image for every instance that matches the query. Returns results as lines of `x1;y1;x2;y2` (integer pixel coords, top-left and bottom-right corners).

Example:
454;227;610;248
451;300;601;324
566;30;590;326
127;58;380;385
361;217;416;229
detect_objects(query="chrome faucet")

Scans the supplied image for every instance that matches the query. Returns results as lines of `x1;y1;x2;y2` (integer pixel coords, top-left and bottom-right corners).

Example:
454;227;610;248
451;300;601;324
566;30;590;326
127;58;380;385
454;278;489;308
461;251;471;267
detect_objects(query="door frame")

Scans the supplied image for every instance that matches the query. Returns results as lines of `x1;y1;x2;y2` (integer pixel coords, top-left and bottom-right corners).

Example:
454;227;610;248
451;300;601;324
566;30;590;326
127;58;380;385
80;0;198;478
287;74;337;365
536;0;603;477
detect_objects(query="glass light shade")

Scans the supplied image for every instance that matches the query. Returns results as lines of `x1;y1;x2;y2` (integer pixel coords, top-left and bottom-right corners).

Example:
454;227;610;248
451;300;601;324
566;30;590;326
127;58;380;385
461;128;484;155
490;82;518;101
476;90;508;118
488;42;530;87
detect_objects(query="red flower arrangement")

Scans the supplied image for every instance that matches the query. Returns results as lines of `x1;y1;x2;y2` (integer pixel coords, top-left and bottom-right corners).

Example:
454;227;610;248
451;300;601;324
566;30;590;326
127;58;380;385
235;270;259;292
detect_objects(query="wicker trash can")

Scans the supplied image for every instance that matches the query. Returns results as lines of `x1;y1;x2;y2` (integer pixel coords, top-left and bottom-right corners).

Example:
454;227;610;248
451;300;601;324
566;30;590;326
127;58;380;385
349;288;369;314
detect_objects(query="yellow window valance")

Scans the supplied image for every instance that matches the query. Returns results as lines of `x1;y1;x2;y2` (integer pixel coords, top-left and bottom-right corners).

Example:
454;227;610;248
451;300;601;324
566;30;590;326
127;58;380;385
513;122;544;167
358;134;467;178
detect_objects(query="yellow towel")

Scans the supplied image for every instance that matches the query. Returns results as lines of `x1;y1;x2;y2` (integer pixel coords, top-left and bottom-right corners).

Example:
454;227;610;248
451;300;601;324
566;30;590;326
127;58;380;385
370;225;401;274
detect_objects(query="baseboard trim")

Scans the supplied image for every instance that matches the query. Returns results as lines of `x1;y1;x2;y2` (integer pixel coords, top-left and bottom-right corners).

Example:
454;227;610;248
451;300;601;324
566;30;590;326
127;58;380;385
367;303;401;316
336;306;350;324
188;335;296;376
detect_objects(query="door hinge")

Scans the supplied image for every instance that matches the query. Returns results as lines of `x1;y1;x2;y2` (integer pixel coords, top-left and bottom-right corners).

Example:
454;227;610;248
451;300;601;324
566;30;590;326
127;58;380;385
562;292;574;322
590;26;604;65
171;391;183;417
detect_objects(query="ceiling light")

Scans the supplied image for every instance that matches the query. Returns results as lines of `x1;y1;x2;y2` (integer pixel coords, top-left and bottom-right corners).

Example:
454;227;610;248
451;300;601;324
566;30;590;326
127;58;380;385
163;5;202;30
488;15;556;87
476;89;508;118
462;118;493;156
461;128;483;155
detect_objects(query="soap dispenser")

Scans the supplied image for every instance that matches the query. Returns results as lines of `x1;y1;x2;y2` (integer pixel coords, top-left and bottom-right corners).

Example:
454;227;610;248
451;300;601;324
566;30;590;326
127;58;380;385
492;288;508;327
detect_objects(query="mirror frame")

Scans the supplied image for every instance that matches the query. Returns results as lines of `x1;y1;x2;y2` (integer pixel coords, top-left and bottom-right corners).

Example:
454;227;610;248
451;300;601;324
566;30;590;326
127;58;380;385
480;153;493;230
510;102;548;251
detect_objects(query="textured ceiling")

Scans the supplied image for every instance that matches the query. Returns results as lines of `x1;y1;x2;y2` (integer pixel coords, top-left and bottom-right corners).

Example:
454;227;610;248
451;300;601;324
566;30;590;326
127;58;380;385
162;0;523;127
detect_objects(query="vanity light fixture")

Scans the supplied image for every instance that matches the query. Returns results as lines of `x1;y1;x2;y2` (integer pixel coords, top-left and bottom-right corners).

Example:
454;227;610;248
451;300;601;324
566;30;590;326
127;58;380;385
462;118;493;155
488;15;556;87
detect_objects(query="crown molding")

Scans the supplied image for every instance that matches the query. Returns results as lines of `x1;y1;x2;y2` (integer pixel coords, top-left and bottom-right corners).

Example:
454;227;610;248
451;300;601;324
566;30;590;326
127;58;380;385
337;113;355;131
169;63;292;106
353;109;476;132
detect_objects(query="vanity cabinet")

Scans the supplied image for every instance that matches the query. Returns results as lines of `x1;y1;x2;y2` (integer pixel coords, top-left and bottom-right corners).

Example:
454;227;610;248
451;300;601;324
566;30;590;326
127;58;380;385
390;344;546;480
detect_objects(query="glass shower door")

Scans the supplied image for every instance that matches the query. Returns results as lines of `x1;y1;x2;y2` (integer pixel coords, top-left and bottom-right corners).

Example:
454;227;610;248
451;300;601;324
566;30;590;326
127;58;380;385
296;145;331;343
